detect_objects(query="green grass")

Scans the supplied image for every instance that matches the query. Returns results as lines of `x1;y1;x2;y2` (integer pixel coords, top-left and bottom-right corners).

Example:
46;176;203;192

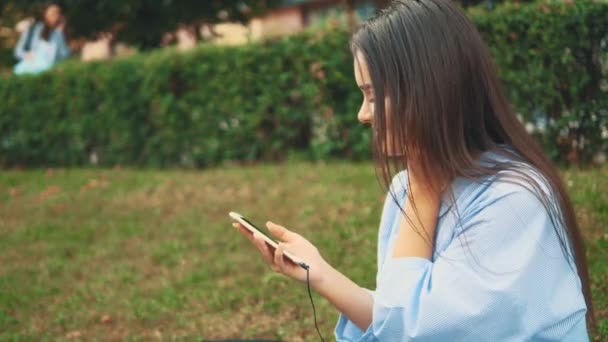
0;163;606;341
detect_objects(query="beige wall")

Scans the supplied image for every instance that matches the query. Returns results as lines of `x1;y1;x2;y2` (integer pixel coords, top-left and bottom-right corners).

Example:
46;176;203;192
210;2;361;45
212;23;251;45
251;6;304;39
209;7;305;46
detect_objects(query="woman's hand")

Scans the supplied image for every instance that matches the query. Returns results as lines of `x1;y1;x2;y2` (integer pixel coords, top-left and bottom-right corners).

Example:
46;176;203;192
235;221;375;331
233;221;329;287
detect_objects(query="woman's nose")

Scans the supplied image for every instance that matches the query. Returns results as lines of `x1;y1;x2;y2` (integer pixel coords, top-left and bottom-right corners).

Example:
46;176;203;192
358;106;372;124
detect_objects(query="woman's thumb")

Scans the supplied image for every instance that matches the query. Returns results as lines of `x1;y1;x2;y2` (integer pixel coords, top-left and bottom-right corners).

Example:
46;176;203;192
266;221;293;241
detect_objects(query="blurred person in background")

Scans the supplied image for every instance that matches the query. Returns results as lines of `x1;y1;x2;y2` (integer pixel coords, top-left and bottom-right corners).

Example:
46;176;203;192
13;3;70;75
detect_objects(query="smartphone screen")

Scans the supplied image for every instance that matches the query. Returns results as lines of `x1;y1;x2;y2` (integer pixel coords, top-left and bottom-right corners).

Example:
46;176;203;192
230;211;305;267
239;216;277;244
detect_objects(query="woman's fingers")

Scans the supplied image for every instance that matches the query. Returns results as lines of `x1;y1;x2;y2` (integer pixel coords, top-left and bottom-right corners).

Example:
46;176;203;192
233;223;255;242
252;233;280;272
233;222;295;274
266;221;296;242
274;243;287;272
233;222;279;271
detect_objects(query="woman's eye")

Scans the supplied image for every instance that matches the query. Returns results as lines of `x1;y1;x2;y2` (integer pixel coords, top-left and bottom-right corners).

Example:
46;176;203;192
368;99;375;103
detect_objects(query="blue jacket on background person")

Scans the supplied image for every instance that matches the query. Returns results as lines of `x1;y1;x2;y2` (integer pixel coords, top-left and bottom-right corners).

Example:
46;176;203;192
14;6;70;75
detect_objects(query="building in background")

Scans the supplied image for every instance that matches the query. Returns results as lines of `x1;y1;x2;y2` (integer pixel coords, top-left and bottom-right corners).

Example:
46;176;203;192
1;0;382;68
251;0;376;38
212;0;378;45
150;0;379;49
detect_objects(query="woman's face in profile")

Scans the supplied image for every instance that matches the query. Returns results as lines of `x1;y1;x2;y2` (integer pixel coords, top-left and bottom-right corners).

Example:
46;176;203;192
44;5;62;27
353;51;401;157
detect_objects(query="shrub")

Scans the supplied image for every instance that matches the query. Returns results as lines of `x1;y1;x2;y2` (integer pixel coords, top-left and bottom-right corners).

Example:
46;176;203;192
0;0;606;167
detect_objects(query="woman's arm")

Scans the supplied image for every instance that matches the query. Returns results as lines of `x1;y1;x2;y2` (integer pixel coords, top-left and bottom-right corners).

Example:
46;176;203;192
14;27;29;60
392;180;441;259
314;262;374;331
391;159;443;259
319;171;442;331
234;168;441;333
366;183;588;341
234;221;374;330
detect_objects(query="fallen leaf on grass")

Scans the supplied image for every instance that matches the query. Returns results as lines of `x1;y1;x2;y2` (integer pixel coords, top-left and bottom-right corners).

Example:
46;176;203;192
100;314;113;324
38;185;61;201
80;178;111;193
66;330;82;339
52;203;68;214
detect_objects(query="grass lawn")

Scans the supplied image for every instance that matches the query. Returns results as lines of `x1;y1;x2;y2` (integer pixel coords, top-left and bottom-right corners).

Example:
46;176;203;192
0;163;606;341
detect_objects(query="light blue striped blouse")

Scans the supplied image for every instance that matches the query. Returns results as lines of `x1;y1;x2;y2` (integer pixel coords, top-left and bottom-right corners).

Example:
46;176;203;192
335;151;588;341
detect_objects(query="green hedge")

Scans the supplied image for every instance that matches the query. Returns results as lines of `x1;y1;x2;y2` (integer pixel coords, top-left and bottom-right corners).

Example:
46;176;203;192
0;0;606;167
470;1;608;164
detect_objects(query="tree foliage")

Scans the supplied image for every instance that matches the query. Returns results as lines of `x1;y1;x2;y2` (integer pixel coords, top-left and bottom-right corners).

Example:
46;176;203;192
0;0;278;48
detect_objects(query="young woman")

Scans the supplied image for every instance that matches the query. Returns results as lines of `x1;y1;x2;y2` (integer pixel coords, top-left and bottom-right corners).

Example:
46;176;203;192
14;3;70;75
234;0;593;340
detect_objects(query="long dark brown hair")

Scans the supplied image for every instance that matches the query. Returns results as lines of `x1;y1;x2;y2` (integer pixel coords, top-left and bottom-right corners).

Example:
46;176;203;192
40;4;63;41
351;0;594;330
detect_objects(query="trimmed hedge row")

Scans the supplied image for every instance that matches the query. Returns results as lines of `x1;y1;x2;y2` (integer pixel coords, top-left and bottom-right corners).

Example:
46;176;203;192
471;1;608;164
0;0;606;167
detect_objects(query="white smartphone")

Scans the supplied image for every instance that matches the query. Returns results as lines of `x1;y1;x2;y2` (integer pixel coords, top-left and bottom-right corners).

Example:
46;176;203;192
229;211;307;268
